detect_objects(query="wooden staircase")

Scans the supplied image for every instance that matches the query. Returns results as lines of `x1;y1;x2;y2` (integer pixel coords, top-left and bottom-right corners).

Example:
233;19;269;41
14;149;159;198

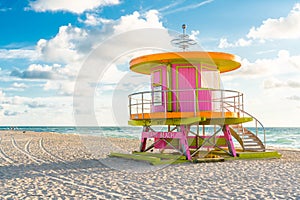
230;124;265;152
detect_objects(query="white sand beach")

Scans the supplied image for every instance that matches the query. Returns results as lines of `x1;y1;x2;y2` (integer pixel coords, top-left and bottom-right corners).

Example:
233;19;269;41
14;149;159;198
0;130;299;199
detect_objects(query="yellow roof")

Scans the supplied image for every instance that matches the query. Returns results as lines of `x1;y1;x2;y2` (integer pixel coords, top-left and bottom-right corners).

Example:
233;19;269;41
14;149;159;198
130;51;241;74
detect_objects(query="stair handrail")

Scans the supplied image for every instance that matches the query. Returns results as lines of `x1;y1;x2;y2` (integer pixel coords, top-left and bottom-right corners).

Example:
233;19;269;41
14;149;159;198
235;107;266;148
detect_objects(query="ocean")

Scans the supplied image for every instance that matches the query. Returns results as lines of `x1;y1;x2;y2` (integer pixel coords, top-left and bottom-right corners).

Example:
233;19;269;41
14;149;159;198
0;126;299;149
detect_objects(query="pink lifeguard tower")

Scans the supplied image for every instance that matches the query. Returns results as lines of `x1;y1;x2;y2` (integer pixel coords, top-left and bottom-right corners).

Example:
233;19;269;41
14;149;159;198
127;25;266;160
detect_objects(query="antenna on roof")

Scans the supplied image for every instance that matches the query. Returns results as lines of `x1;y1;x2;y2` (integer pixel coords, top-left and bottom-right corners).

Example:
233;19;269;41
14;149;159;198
171;24;197;51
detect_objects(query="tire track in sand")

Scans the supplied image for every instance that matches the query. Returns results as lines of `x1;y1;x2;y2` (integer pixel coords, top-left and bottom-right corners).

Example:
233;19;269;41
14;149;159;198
39;138;67;164
11;136;45;164
0;137;15;164
10;135;128;198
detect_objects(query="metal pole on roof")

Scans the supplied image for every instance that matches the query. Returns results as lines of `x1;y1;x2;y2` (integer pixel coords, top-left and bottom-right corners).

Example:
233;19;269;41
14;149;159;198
171;24;197;52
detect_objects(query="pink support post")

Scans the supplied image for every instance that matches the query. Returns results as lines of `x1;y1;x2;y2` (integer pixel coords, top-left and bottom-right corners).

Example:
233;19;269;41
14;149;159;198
180;125;192;160
140;126;149;152
222;125;237;157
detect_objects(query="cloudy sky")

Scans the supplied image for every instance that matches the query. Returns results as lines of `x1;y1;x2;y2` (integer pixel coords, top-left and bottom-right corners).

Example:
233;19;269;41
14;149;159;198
0;0;300;127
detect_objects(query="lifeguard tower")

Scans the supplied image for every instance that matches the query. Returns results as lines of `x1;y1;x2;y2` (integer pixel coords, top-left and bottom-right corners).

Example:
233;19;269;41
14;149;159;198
126;25;268;161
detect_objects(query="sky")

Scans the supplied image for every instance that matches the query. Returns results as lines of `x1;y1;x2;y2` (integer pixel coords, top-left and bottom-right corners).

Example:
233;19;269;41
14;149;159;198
0;0;300;127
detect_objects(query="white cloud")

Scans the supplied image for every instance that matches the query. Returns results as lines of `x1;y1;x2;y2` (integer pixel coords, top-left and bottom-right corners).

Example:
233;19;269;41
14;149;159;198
27;101;47;108
190;30;200;41
256;49;277;55
218;38;232;48
99;64;127;84
36;24;88;63
0;95;73;125
158;1;184;12
7;10;168;98
113;10;163;33
28;0;120;14
264;78;300;89
287;95;300;101
1;10;175;125
0;89;5;98
263;78;284;89
12;83;27;89
79;13;113;26
44;80;75;96
4;110;20;116
162;0;214;15
6;82;29;91
35;10;166;65
224;50;300;79
218;38;252;48
4;82;28;91
10;63;73;80
236;38;252;47
0;49;38;60
219;3;300;49
247;3;300;40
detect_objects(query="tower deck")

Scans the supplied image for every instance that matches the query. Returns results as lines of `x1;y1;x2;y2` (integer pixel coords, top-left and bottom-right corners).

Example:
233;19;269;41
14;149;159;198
128;88;251;126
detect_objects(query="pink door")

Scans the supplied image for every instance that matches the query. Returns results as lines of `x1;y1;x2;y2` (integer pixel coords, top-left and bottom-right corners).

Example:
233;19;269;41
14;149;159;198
172;66;197;112
171;65;212;112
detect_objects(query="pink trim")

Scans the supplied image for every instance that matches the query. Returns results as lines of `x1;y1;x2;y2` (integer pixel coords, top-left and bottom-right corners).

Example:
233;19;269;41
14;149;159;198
187;135;225;139
151;66;167;112
172;64;200;112
180;125;191;160
142;131;185;139
140;126;149;151
223;125;237;157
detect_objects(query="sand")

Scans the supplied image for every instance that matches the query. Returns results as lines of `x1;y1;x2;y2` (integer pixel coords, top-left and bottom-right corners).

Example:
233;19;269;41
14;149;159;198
0;130;299;199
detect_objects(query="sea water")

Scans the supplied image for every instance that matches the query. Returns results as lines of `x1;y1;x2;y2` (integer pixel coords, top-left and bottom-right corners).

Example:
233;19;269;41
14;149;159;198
0;126;299;149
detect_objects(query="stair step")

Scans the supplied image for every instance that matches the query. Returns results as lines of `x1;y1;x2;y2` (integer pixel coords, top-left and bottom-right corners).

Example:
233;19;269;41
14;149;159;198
240;136;256;139
243;143;261;146
238;132;249;135
243;139;258;142
241;135;255;140
243;140;259;142
239;132;254;135
244;149;265;152
243;141;256;144
244;144;260;147
240;135;257;138
242;138;255;141
244;144;261;147
244;146;264;149
230;124;266;152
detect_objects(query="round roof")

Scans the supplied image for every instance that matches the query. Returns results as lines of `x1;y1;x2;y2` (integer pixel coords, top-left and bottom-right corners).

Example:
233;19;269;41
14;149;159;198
130;51;241;74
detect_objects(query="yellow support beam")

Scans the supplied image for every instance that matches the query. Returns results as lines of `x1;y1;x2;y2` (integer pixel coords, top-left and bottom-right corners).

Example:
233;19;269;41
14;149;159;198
128;117;206;126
